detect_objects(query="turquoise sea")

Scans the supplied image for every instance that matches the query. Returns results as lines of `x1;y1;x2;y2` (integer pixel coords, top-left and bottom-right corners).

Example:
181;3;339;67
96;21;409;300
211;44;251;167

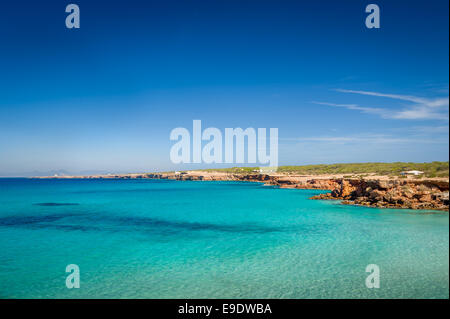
0;178;448;299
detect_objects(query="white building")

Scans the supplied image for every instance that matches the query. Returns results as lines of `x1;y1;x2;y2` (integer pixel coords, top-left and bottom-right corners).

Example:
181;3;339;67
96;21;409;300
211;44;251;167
400;170;424;176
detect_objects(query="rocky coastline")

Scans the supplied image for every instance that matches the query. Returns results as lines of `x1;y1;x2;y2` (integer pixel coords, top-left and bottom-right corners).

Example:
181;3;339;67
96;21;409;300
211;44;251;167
309;178;449;211
35;171;449;211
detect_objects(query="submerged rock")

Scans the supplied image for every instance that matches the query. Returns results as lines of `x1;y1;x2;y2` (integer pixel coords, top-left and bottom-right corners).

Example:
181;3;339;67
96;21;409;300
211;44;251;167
33;203;79;206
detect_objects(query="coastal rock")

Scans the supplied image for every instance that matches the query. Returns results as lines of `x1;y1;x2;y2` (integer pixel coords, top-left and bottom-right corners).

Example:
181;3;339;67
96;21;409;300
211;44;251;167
310;178;449;211
37;170;449;211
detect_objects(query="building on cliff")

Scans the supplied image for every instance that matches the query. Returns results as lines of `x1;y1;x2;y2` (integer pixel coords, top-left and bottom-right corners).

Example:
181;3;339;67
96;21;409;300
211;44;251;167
400;170;424;176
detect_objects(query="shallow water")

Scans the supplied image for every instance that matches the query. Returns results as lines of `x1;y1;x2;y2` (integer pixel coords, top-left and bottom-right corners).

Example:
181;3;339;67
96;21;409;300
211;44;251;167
0;178;448;298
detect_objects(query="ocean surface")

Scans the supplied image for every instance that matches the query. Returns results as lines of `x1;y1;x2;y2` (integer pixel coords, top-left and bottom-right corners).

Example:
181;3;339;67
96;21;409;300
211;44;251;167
0;178;448;299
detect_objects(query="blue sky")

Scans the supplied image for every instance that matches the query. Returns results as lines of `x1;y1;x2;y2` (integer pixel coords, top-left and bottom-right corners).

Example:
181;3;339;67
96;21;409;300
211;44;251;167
0;0;448;176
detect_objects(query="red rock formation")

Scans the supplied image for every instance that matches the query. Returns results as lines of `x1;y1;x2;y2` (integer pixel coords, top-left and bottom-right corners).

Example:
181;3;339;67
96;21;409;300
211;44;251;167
310;179;449;211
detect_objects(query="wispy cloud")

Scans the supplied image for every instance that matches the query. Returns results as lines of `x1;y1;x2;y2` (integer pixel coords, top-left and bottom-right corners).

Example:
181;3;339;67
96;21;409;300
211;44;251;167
389;106;448;120
413;125;449;134
334;89;449;108
314;89;449;120
311;101;386;116
388;125;450;134
281;134;447;144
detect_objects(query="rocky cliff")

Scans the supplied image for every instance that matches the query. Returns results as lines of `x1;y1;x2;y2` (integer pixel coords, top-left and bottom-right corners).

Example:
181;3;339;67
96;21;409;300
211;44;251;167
146;172;340;189
147;172;448;211
310;178;449;211
35;171;449;211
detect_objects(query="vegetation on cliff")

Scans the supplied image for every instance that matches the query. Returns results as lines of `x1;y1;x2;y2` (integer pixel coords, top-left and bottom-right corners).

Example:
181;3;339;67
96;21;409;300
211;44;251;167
200;162;449;177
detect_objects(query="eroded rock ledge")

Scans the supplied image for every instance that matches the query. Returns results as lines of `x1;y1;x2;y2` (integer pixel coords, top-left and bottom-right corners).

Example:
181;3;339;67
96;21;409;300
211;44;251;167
310;179;449;211
145;172;341;190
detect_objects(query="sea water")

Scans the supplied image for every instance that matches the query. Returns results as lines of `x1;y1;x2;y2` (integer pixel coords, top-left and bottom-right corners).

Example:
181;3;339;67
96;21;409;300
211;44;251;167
0;178;448;298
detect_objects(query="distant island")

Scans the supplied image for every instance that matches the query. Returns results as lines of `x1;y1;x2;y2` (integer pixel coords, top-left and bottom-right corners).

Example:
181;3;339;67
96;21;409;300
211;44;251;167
34;162;449;211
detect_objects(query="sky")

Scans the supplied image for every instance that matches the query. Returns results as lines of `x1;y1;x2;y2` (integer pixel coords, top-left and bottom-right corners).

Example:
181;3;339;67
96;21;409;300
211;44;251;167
0;0;448;176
